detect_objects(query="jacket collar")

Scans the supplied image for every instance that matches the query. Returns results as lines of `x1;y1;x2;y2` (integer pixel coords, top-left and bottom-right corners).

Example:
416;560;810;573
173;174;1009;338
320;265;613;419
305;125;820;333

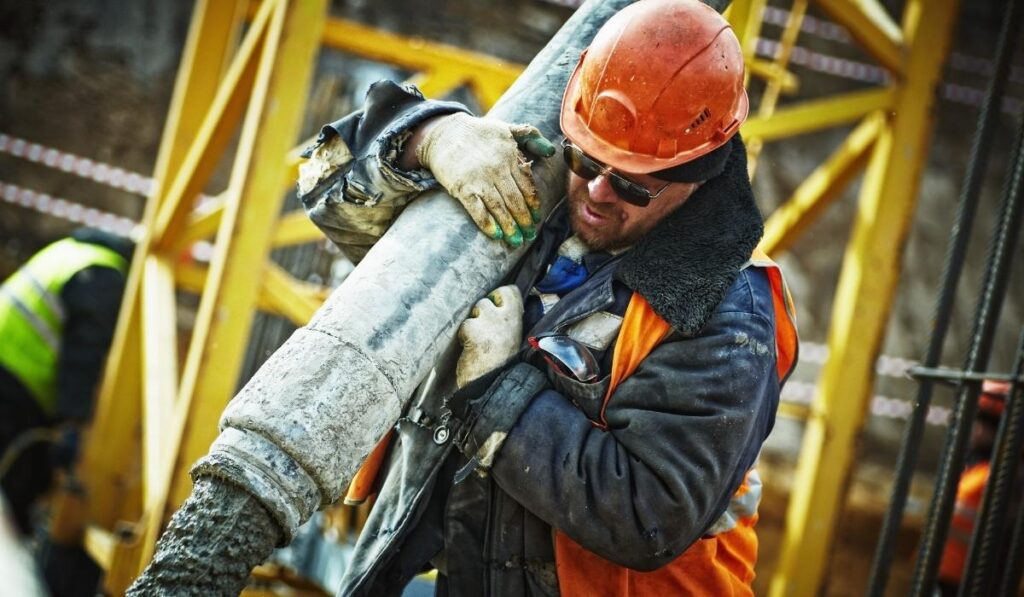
615;135;764;337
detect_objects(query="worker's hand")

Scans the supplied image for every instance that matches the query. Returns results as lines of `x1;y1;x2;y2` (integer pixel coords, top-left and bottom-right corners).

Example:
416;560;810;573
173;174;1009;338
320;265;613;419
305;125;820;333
456;285;524;389
415;113;555;247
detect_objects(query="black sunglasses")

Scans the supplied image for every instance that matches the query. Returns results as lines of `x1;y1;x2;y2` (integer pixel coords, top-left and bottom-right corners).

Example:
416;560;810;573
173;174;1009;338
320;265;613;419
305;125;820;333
561;139;671;207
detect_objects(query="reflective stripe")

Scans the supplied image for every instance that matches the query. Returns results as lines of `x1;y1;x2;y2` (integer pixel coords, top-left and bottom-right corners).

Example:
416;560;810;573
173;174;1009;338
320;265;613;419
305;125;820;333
22;268;65;323
0;285;59;352
705;469;763;536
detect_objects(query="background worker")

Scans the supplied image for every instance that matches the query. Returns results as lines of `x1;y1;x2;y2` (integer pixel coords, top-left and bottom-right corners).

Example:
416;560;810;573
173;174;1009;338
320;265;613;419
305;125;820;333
0;227;132;534
297;0;798;594
937;380;1020;596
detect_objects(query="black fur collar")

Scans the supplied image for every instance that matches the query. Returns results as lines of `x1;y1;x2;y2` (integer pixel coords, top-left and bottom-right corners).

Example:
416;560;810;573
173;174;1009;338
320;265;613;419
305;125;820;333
615;136;763;337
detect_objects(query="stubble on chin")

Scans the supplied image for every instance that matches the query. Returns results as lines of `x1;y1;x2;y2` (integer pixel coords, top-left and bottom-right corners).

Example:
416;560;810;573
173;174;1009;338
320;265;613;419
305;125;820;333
567;192;613;251
569;194;647;252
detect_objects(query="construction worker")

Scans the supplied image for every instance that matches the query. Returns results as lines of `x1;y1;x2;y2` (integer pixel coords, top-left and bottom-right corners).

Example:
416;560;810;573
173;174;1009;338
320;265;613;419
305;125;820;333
299;0;797;594
937;380;1015;595
0;227;132;534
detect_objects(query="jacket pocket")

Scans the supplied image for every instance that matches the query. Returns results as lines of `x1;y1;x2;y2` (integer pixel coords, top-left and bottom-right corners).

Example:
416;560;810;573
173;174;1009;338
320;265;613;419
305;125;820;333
549;371;610;423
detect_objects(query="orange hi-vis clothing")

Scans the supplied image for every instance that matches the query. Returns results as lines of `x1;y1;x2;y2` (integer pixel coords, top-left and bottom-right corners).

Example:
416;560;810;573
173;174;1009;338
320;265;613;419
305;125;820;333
939;461;989;584
555;252;798;596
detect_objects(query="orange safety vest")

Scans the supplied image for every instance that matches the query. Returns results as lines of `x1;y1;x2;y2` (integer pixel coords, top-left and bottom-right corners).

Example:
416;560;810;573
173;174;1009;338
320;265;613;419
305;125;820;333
555;251;798;596
938;461;990;584
346;252;799;595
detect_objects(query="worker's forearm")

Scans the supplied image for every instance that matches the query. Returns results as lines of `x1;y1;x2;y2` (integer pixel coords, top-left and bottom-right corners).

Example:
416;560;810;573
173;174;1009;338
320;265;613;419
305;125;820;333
127;477;282;597
397;115;445;171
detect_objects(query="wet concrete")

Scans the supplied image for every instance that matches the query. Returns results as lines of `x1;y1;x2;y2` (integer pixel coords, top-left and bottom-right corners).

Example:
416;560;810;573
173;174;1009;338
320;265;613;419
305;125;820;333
126;478;281;596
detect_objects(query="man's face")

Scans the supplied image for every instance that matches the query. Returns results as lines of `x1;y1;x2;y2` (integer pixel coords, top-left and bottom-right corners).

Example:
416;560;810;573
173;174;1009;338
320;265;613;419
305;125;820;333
567;169;698;251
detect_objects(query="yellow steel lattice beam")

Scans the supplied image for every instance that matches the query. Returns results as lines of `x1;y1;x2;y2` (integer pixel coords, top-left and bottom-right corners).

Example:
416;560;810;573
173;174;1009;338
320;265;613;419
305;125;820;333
120;0;288;585
149;0;276;250
746;0;809;176
272;209;324;248
140;255;178;508
742;87;894;142
759;112;883;255
319;17;522;110
813;0;905;75
83;526;116;572
728;0;768;70
61;0;331;589
261;262;327;324
173;194;228;250
769;0;960;593
747;59;799;94
406;69;472;102
176;260;329;325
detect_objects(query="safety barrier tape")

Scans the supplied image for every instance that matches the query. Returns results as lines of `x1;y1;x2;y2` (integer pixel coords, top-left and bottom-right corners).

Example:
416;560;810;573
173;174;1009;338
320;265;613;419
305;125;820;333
0;133;154;197
1;180;139;238
1;129;920;365
781;380;952;426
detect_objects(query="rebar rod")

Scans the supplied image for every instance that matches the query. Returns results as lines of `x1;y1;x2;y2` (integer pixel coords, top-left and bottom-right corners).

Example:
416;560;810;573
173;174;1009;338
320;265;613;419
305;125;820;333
866;1;1024;593
998;360;1024;596
965;329;1024;596
910;88;1024;596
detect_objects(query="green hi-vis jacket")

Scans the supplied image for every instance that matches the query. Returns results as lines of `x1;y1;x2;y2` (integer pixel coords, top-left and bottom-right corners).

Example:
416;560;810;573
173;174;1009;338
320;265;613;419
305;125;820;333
0;238;127;415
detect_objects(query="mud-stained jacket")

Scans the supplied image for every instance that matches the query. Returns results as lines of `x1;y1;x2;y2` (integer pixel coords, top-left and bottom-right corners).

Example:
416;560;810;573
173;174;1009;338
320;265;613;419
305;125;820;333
301;81;795;596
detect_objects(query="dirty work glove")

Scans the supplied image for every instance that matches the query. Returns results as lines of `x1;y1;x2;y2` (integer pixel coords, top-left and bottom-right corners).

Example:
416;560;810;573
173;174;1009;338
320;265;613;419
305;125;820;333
452;362;549;480
456;285;524;389
415;113;555;247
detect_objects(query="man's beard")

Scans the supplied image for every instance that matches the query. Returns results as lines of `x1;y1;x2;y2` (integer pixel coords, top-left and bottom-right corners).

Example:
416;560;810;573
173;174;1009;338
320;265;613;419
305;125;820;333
567;182;643;251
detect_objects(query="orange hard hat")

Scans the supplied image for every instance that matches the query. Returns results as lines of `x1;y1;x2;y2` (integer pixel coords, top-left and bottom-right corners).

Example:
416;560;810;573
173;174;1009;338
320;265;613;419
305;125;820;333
978;379;1010;418
560;0;749;175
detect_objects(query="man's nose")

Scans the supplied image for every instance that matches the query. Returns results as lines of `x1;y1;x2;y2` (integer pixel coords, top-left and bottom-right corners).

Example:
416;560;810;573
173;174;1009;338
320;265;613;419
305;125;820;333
587;174;620;204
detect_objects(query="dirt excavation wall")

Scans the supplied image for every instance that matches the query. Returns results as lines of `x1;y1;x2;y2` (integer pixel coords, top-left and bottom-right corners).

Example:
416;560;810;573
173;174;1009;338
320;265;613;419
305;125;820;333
1;0;1021;594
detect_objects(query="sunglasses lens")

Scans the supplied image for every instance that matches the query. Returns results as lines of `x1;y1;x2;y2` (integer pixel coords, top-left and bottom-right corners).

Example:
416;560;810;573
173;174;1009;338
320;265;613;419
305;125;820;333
608;177;651;207
563;144;603;180
562;141;653;207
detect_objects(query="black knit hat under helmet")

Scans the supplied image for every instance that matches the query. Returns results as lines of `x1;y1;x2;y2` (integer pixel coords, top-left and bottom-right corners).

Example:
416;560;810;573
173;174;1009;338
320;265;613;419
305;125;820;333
651;135;736;183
